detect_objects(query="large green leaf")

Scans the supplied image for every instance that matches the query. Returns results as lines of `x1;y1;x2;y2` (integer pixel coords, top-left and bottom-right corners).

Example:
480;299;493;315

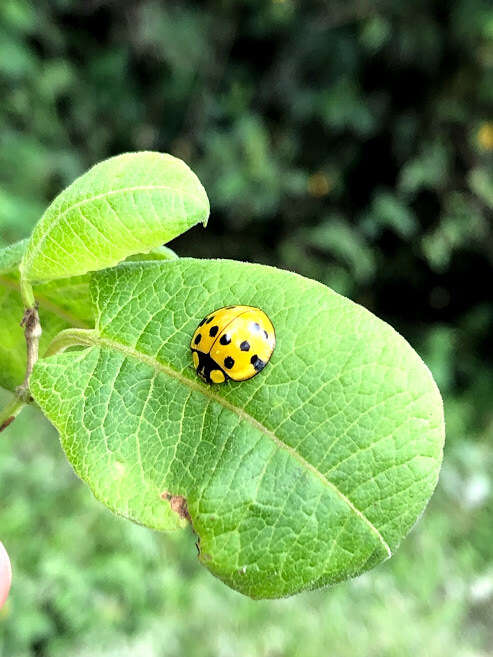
30;259;444;599
20;152;209;283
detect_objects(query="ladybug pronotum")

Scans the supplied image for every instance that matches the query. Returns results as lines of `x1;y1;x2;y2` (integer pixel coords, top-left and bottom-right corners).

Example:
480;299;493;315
190;305;276;384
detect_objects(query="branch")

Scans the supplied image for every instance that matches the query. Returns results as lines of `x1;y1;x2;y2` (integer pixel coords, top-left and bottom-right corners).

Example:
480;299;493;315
0;291;42;434
18;304;42;395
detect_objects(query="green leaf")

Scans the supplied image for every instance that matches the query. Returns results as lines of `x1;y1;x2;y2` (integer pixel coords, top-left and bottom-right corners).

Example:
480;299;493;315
0;238;179;391
0;239;93;391
30;259;444;599
0;238;28;275
20;152;209;283
0;272;94;391
469;167;493;210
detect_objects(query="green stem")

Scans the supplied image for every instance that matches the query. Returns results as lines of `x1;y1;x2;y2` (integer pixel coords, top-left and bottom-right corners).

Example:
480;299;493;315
0;395;26;433
19;304;42;392
0;276;40;433
18;275;40;396
19;276;35;309
44;328;98;357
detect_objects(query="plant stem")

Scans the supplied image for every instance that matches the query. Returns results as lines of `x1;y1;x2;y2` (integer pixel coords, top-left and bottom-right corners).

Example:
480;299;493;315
0;277;41;433
0;395;26;433
18;304;42;396
19;277;35;309
44;328;98;356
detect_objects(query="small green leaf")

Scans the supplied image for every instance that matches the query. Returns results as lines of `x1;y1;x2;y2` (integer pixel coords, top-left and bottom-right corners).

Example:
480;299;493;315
30;260;444;599
0;238;28;275
0;272;94;391
20;152;209;283
0;239;94;391
0;238;180;391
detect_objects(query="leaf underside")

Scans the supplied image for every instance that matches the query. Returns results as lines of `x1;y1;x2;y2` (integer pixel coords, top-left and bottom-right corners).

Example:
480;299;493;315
30;259;444;599
20;152;209;283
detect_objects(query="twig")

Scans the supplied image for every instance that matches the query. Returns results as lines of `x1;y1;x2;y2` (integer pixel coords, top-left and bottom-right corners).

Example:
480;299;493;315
0;301;42;434
18;304;42;398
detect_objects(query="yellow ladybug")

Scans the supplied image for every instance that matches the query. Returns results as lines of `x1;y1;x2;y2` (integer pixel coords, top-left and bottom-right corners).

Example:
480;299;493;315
190;306;276;384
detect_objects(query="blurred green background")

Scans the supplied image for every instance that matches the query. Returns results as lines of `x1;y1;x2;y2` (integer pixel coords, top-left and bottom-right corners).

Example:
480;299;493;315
0;1;492;655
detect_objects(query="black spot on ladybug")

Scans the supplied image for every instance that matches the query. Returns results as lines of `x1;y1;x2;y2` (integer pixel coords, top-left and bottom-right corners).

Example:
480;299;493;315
224;356;235;369
250;322;261;333
199;318;207;327
240;340;250;351
251;355;265;372
209;325;219;337
206;316;215;324
220;333;231;345
264;330;269;340
194;334;202;345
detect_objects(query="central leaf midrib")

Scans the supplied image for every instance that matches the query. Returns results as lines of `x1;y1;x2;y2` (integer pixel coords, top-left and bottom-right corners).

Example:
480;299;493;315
87;331;392;558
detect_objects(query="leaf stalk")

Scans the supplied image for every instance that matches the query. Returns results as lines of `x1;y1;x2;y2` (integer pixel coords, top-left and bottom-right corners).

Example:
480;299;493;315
19;277;35;308
44;328;98;356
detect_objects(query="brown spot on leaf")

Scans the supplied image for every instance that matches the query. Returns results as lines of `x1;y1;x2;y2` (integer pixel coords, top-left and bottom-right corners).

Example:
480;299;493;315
160;491;191;521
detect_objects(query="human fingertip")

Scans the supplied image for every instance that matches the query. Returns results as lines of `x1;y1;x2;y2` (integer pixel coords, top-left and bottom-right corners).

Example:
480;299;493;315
0;541;12;609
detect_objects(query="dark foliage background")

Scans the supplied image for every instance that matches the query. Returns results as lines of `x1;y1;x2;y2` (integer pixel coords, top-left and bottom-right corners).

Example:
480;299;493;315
0;1;492;656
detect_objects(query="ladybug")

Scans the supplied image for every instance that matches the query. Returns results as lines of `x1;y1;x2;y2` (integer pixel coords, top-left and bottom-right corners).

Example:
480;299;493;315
190;306;276;384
